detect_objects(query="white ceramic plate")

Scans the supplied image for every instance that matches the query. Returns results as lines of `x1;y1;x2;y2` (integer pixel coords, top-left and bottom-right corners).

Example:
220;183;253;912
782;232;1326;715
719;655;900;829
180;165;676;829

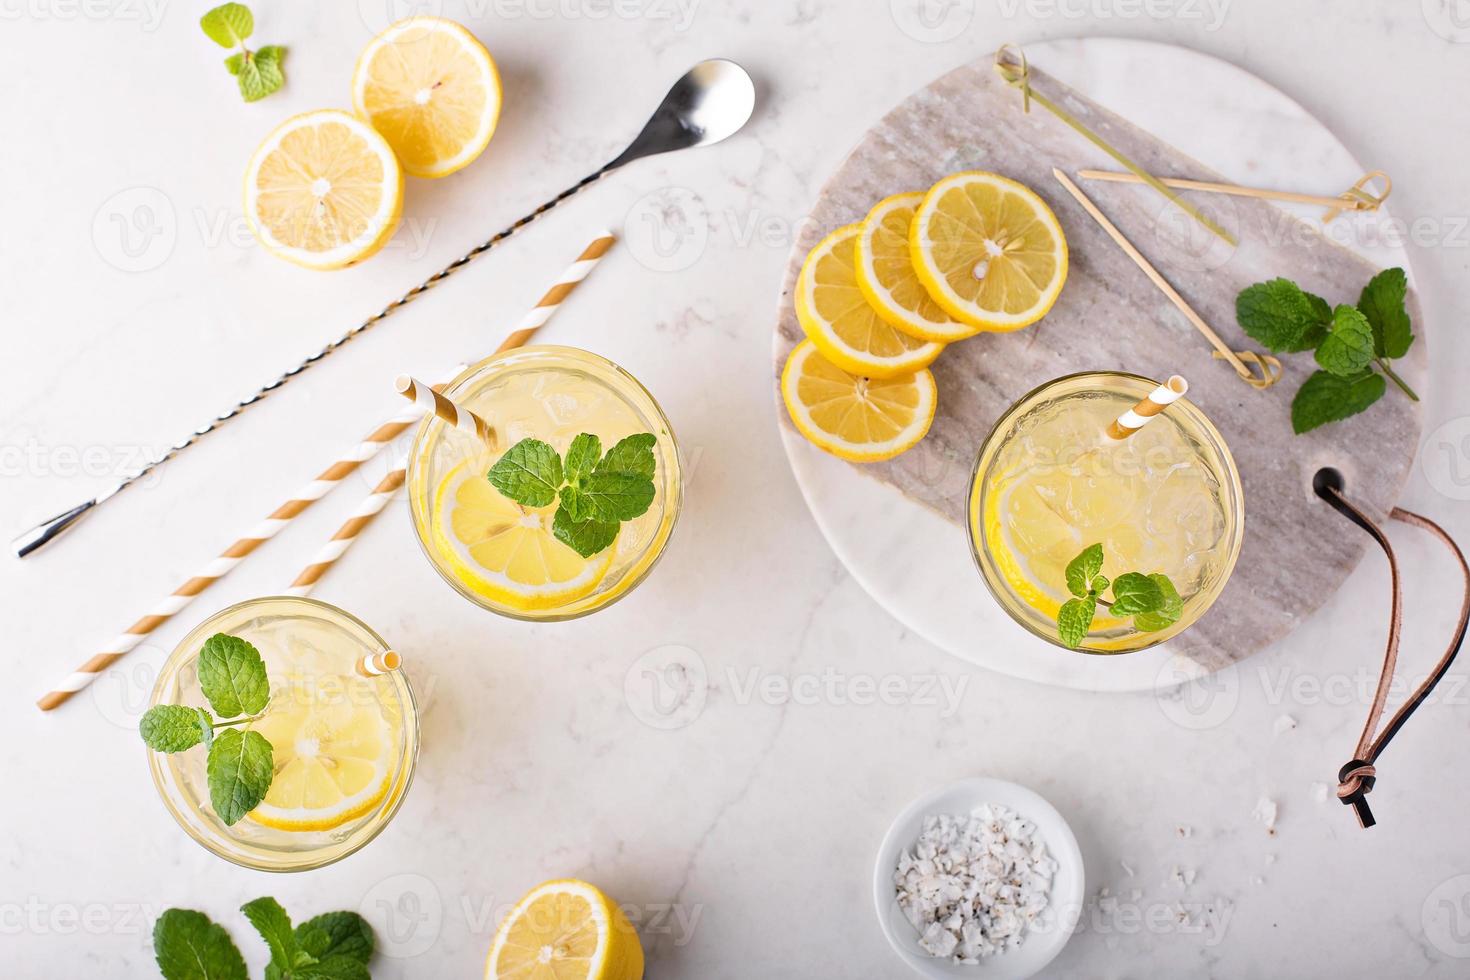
776;38;1412;692
873;777;1085;980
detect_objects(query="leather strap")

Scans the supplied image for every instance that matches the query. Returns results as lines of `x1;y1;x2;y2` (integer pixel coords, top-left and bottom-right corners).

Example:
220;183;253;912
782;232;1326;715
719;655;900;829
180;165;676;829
1315;471;1470;829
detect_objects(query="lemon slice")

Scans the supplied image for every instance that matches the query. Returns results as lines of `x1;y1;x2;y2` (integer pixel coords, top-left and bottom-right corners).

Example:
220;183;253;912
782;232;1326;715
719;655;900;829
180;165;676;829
353;17;502;179
432;461;614;611
486;879;644;980
796;224;943;378
855;192;978;343
246;675;395;832
243;109;404;270
910;171;1068;331
781;340;936;462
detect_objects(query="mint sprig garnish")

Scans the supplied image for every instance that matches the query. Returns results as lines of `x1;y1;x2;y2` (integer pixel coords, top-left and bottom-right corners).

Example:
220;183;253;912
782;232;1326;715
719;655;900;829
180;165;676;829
201;4;287;103
1055;544;1182;649
487;432;658;558
153;900;374;980
139;633;275;826
1235;267;1418;434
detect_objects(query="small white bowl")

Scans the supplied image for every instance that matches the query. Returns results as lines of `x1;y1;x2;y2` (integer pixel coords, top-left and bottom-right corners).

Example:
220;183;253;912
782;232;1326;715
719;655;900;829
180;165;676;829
873;777;1085;980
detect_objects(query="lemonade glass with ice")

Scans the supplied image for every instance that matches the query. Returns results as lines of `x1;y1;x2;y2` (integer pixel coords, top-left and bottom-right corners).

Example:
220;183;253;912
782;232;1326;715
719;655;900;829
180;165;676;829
146;596;418;872
407;346;681;621
968;372;1244;653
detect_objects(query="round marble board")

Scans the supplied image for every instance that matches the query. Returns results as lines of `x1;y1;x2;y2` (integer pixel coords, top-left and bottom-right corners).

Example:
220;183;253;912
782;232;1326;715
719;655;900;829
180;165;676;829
771;38;1425;692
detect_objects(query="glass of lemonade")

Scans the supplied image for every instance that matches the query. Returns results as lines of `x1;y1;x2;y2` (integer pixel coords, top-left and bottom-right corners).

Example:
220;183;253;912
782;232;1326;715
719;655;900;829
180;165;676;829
407;345;681;621
147;596;418;872
968;372;1244;653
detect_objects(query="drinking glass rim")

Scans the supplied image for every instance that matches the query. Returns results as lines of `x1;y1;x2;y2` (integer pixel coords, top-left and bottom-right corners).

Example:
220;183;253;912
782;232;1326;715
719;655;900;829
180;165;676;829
966;370;1246;656
146;595;419;872
406;344;683;622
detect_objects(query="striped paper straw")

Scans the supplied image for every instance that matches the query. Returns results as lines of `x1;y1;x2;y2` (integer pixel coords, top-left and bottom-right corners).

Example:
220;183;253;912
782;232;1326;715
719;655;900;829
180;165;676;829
495;232;615;353
267;232;617;599
356;650;402;677
1106;375;1189;440
394;375;495;445
36;371;460;713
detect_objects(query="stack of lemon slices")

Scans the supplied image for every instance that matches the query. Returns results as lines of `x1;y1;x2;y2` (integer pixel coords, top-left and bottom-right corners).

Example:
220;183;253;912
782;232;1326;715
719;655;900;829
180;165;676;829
242;17;502;269
782;171;1068;462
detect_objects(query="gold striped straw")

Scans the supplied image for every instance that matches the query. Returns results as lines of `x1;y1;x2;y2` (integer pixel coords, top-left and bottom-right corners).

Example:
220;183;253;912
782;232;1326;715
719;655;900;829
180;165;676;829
393;375;495;445
356;650;402;677
272;232;618;598
1107;375;1189;440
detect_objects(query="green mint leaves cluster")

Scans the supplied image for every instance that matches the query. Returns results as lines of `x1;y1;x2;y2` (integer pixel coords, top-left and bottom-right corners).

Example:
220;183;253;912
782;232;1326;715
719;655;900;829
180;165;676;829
154;898;374;980
201;4;286;103
139;634;274;826
1056;544;1182;649
488;432;658;558
1235;267;1417;434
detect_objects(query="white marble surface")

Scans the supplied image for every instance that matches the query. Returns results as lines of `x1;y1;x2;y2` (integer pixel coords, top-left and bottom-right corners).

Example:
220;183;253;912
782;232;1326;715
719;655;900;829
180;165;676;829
3;2;1470;978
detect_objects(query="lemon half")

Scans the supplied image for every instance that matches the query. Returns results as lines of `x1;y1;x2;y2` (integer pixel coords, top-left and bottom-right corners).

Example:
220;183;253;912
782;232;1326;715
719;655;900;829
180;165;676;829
486;879;644;980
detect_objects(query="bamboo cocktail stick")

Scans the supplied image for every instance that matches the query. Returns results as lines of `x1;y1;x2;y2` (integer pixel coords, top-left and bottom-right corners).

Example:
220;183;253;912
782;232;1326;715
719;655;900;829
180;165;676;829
1076;169;1392;222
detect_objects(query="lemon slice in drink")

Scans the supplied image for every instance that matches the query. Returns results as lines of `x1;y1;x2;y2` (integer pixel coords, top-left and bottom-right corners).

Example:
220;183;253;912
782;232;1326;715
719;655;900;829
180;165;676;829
353;17;502;178
910;171;1068;331
781;340;937;462
796;224;943;378
243;109;404;271
246;676;395;832
432;462;614;611
855;192;978;343
486;879;644;980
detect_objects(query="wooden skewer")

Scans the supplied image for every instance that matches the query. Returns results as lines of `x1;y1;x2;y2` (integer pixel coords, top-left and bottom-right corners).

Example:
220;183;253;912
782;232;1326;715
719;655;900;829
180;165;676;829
1051;168;1280;389
1075;169;1391;221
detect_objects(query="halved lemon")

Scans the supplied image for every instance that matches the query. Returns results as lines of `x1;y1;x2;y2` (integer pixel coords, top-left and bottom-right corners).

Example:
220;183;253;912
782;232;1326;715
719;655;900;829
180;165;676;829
246;675;396;832
486;879;644;980
796;224;943;379
910;171;1068;331
781;339;936;462
243;109;404;270
855;192;978;343
352;17;502;179
432;461;614;611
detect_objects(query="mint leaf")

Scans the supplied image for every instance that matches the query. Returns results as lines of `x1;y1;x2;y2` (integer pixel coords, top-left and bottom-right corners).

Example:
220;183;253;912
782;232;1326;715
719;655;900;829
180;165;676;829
1291;369;1386;434
552;507;619;558
1236;278;1331;353
196;707;216;748
141;705;205;753
297;912;374;964
206;728;274;825
198;633;269;718
1315;305;1375;377
1109;573;1164;616
1358;267;1414;359
558;485;593;523
1090;574;1110;595
154;909;248;980
1064;544;1104;598
1057;597;1096;649
578;472;656;522
200;3;253;48
293;958;371;980
1134;574;1183;632
237;45;286;103
595;433;658;481
488;439;563;507
243;898;311;975
564;433;602;486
